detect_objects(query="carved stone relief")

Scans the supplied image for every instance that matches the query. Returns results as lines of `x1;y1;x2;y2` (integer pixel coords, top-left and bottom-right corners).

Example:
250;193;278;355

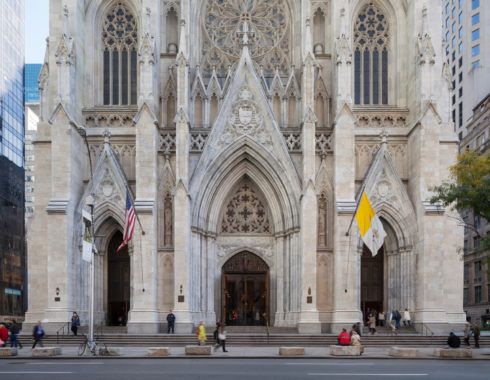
355;143;407;180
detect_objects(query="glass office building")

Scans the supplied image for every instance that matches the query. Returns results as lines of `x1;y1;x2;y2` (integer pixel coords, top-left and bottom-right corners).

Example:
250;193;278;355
25;64;42;103
0;0;26;320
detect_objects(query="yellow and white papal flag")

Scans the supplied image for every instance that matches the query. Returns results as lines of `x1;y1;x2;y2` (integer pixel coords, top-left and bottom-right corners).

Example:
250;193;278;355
355;191;387;256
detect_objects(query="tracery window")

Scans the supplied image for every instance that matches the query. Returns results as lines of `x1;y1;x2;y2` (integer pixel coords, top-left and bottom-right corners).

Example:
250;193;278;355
353;3;389;105
102;2;138;106
202;0;291;82
221;182;271;234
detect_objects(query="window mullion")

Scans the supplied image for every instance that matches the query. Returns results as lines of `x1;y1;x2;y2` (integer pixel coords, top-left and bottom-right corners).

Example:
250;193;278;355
119;49;122;105
360;48;364;105
109;48;113;105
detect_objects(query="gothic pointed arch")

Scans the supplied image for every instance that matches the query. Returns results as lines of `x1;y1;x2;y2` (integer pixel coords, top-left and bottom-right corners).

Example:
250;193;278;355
158;156;175;249
163;68;177;127
314;70;330;128
100;1;139;105
220;177;272;235
316;159;333;250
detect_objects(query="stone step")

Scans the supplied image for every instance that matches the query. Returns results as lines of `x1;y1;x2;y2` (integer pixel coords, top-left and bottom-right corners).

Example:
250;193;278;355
21;334;490;348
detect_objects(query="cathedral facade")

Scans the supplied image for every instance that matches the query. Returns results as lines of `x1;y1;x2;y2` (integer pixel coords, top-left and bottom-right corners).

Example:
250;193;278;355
26;0;466;333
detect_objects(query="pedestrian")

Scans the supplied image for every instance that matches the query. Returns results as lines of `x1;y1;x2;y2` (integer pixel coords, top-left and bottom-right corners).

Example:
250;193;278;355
389;310;396;333
368;314;377;335
403;308;411;327
472;322;480;349
378;311;385;327
395;310;402;330
0;324;9;347
365;307;371;326
355;322;362;336
463;323;471;348
351;330;364;354
9;320;22;349
71;312;80;336
337;328;351;346
32;321;45;348
447;332;460;348
213;319;222;347
166;309;176;334
197;321;207;346
214;324;228;352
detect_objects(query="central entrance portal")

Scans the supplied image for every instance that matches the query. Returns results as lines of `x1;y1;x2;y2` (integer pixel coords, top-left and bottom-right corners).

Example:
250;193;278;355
222;251;269;326
360;244;384;322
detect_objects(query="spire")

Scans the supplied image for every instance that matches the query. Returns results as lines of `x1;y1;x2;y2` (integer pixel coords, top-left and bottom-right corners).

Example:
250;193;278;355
145;7;151;35
237;20;255;56
63;5;70;37
305;17;313;57
422;5;428;36
340;7;346;36
178;19;187;58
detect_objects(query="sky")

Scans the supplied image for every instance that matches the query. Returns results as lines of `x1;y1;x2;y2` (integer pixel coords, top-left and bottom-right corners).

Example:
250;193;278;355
25;0;49;63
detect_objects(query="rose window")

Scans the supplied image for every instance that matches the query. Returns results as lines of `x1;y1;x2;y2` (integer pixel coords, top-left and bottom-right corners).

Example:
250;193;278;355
204;0;289;59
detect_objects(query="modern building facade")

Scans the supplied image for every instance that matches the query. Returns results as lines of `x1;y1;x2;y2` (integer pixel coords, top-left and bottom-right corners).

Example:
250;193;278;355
26;0;466;334
24;64;42;229
0;0;26;322
442;0;490;326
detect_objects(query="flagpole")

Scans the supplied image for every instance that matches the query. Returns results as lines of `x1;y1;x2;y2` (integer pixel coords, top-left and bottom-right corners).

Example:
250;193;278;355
345;183;366;236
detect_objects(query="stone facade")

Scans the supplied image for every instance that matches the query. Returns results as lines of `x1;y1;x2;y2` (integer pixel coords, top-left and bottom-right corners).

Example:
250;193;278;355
25;0;466;334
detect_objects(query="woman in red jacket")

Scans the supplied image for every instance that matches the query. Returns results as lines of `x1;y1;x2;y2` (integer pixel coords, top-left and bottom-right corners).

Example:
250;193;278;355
337;328;351;346
0;324;9;347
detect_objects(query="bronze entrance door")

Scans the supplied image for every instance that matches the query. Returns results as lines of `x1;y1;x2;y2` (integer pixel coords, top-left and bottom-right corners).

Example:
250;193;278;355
107;231;130;326
360;244;384;322
222;251;269;326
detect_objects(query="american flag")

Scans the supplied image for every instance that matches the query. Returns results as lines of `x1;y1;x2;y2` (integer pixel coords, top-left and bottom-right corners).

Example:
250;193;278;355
117;190;136;253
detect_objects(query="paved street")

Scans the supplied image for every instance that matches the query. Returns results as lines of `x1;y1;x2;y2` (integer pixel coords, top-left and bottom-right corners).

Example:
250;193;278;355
0;359;490;380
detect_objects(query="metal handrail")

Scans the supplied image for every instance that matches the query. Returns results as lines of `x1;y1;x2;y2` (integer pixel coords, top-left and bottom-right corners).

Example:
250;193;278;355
421;323;435;338
56;322;70;344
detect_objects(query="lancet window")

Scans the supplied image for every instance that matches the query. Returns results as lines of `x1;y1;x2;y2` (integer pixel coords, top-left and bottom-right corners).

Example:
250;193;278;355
353;3;389;105
102;2;138;106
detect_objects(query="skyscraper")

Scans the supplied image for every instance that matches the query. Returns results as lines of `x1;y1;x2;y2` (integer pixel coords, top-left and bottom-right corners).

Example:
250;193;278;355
0;0;26;321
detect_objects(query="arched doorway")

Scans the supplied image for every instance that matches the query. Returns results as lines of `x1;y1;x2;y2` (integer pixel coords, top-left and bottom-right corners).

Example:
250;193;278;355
107;231;130;326
222;252;269;326
361;244;384;323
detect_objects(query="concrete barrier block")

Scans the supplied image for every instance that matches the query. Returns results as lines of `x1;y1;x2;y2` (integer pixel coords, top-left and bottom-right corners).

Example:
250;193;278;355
433;348;472;358
329;345;362;356
389;347;419;358
0;347;18;356
32;347;62;357
99;347;120;356
147;347;170;356
185;345;211;355
279;347;306;356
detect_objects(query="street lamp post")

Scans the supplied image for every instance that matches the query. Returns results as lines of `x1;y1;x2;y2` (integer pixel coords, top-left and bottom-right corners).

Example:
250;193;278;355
85;194;96;343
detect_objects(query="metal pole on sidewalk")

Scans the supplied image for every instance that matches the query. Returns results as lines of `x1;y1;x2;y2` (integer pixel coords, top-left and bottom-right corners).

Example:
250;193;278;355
86;194;96;343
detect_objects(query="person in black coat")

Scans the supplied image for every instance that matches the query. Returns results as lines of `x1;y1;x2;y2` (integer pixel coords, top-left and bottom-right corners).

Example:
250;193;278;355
166;310;176;334
447;332;461;348
9;320;22;349
32;321;45;349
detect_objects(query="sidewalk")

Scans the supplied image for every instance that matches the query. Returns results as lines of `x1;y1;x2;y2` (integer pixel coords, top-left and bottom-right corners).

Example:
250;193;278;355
3;346;490;360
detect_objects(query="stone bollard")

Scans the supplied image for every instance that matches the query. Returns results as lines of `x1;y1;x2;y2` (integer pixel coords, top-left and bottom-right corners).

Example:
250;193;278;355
32;347;62;357
433;348;472;358
389;347;419;358
147;347;170;357
279;347;306;356
329;345;362;356
0;347;18;356
185;345;211;355
99;347;120;356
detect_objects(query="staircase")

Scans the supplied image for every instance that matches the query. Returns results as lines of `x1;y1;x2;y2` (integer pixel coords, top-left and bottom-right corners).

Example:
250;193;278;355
19;333;489;348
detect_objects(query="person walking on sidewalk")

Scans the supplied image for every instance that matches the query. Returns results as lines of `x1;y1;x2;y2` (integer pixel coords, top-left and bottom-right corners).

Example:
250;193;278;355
213;319;222;348
32;321;45;348
463;323;471;348
214;324;228;352
394;310;402;330
166;310;176;334
403;308;411;327
9;320;22;349
71;312;80;336
197;321;207;346
472;322;480;349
